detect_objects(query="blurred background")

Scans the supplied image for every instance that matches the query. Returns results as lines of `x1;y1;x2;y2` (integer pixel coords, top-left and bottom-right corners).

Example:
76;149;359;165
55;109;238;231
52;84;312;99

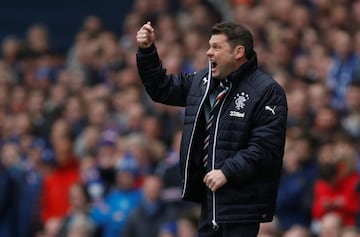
0;0;360;237
0;0;133;49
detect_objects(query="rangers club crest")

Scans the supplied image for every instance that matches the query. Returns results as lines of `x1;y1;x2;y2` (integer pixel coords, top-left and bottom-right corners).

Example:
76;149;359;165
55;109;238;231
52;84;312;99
234;92;249;110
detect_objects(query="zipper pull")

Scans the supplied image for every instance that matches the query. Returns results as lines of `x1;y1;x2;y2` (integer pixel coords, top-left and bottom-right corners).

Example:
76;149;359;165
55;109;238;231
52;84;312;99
212;220;219;231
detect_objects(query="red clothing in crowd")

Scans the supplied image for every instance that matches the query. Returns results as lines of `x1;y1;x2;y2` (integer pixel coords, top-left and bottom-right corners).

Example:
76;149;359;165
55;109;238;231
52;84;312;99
312;172;359;226
41;158;80;222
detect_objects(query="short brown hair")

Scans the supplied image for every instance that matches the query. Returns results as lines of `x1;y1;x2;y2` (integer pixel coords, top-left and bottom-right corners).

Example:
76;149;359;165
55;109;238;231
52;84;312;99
211;21;254;59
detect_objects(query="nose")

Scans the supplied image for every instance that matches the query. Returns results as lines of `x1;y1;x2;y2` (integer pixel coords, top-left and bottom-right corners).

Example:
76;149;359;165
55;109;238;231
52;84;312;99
206;48;213;57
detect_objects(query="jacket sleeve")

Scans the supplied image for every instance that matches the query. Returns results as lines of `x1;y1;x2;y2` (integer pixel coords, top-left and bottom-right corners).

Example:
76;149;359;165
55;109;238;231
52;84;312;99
221;82;288;184
136;44;193;107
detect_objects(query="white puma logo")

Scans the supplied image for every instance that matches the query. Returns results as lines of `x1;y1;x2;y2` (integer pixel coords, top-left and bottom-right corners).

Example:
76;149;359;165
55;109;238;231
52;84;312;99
265;106;276;115
202;77;208;85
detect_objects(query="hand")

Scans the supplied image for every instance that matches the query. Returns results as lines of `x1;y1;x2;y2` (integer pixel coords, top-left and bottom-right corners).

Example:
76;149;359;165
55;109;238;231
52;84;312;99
203;169;227;192
136;21;155;49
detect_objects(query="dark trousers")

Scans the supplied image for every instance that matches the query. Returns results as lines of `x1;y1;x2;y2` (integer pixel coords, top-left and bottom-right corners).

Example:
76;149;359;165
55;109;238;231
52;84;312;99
198;199;260;237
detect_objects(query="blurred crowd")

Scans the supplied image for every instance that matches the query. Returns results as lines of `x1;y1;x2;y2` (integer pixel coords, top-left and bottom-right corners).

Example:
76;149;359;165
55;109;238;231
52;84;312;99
0;0;360;236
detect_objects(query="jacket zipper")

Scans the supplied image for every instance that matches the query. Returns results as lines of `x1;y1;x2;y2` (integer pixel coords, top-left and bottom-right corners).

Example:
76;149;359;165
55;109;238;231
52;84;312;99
181;62;212;199
211;80;232;230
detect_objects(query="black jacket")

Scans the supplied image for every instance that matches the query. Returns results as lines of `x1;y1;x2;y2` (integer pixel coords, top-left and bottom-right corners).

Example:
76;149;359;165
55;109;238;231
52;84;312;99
136;44;288;224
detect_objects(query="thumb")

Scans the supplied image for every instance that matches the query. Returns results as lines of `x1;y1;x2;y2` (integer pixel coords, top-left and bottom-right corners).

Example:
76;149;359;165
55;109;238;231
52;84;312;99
146;21;154;32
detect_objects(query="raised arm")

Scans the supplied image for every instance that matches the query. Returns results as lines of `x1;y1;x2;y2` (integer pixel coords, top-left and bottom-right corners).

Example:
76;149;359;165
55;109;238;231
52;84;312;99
136;22;194;107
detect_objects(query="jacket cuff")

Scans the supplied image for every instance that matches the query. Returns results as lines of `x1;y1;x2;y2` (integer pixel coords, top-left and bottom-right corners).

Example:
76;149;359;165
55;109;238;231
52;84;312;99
221;167;232;182
138;44;156;54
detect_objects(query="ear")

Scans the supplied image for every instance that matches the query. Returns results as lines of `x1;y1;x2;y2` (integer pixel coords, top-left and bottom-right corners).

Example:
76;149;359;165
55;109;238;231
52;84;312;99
234;45;245;60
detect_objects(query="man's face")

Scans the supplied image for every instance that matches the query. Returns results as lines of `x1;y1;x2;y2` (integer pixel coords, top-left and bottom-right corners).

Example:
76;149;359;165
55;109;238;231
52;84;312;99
206;34;237;80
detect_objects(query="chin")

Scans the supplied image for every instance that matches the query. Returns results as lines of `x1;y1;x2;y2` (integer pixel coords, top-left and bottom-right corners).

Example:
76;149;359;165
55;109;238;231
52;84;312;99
212;72;220;79
212;74;224;80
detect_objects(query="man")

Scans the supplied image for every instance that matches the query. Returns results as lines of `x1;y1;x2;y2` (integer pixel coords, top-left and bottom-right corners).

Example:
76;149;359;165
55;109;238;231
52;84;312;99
90;155;142;237
122;174;177;237
136;21;287;237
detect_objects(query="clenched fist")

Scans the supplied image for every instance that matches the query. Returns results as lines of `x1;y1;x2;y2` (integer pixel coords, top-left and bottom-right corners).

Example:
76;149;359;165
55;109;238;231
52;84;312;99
136;21;155;49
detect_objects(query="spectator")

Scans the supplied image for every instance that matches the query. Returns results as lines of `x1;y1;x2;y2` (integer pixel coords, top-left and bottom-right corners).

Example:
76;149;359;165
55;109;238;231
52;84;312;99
176;208;200;237
57;183;96;237
257;219;282;237
141;114;167;162
156;130;184;206
61;95;86;138
74;125;101;158
317;213;343;237
307;83;332;118
311;106;342;145
276;135;316;231
0;141;24;237
119;12;143;51
1;36;22;69
155;14;181;45
187;1;222;31
82;15;103;38
37;217;63;237
283;225;311;237
342;80;360;140
93;129;118;195
43;83;69;130
25;23;50;54
0;162;17;236
79;155;105;202
85;98;110;130
312;136;360;229
286;85;310;128
91;154;142;237
17;138;49;237
122;174;177;237
41;119;80;223
327;29;358;112
126;132;156;175
157;207;200;237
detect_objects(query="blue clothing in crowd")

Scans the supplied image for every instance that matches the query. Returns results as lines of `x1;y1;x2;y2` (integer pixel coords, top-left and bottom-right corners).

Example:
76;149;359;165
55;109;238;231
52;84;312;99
91;188;142;237
327;53;358;112
0;168;17;237
276;162;317;231
17;165;43;237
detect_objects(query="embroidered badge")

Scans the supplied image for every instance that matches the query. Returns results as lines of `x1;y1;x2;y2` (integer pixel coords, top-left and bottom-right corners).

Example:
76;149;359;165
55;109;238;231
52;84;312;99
265;105;276;115
202;76;208;85
234;92;249;110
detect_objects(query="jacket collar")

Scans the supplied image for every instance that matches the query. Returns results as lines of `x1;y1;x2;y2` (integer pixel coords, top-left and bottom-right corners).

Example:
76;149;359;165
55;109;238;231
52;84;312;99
227;51;258;83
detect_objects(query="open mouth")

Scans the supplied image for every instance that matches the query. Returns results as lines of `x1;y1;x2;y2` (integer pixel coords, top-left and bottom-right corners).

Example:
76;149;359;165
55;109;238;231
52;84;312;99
211;61;217;69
